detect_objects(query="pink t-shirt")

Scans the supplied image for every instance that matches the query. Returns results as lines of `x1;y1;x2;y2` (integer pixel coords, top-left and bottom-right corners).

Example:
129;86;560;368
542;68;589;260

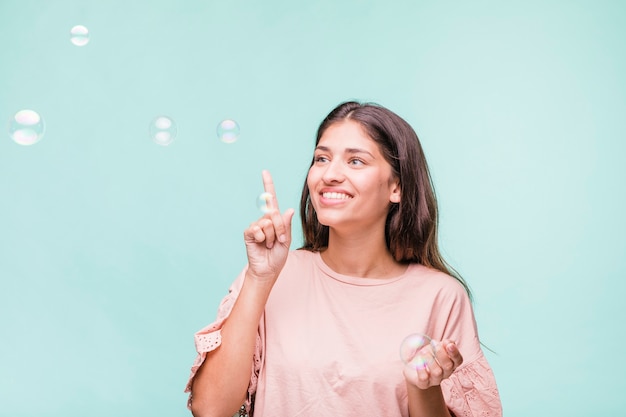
185;250;502;416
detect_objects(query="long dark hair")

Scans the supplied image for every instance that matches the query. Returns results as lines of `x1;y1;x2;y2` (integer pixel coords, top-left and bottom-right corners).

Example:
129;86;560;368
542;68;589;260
299;101;470;296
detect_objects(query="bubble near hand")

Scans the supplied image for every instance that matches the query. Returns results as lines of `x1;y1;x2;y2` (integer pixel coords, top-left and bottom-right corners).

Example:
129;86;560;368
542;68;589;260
257;192;272;213
9;109;45;145
399;333;437;370
149;116;177;146
217;119;240;144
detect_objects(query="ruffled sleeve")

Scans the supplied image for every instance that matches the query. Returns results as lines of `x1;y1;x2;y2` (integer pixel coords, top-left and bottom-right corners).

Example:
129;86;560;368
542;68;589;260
183;266;262;413
441;354;502;417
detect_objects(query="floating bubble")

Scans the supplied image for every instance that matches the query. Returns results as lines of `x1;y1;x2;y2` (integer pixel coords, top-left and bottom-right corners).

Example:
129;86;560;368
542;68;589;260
217;119;240;143
149;116;177;146
399;333;437;370
9;109;45;146
257;192;273;213
70;25;90;46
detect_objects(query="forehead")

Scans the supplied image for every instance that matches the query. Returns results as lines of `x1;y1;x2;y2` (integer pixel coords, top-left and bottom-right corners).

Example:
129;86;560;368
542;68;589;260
317;120;378;151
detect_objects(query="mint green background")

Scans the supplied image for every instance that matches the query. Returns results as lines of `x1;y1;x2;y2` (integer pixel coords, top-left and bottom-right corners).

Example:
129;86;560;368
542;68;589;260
1;1;625;416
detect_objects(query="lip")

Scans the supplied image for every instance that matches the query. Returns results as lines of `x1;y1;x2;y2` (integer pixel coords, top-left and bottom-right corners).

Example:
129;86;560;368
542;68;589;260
317;188;353;206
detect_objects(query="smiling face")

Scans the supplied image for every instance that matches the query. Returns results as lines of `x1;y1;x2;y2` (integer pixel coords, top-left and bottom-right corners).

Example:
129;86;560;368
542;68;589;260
306;120;401;233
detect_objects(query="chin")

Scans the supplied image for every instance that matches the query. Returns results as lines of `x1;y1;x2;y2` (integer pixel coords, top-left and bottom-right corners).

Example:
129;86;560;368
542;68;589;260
315;216;333;227
315;213;349;229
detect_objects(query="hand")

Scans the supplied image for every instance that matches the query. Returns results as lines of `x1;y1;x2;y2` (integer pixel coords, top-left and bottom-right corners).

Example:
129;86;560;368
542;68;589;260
243;170;295;284
403;340;463;390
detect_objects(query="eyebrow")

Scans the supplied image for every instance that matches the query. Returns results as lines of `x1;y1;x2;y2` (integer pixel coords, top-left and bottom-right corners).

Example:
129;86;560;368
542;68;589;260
315;145;375;158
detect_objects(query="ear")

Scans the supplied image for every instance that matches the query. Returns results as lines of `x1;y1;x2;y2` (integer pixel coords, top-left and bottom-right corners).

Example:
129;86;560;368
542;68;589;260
389;180;401;204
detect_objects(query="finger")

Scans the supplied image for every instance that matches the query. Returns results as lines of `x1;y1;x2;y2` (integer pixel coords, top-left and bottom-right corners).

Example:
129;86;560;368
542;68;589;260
280;208;295;243
267;201;286;243
444;341;463;368
432;341;455;376
244;220;269;244
426;356;444;382
259;218;276;249
251;224;268;244
415;364;431;389
266;205;294;246
262;170;280;211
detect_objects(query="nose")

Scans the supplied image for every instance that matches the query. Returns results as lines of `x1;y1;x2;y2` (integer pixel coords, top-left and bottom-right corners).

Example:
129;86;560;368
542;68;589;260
321;159;345;184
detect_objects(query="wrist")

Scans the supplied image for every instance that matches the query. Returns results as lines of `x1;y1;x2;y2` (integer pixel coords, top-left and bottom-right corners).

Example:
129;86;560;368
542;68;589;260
407;384;451;417
244;270;279;288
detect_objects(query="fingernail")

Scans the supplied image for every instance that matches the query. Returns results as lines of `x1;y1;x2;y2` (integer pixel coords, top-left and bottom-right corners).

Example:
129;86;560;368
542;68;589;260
446;344;455;353
279;234;286;243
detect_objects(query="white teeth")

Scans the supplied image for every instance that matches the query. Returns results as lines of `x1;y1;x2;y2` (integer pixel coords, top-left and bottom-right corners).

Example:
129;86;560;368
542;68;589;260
322;192;351;200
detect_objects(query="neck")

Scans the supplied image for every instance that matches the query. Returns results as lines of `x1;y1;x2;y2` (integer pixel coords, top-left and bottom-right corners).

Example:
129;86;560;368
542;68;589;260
320;228;406;279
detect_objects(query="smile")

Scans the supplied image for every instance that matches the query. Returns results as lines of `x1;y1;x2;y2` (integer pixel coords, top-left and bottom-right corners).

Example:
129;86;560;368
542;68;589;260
322;192;352;200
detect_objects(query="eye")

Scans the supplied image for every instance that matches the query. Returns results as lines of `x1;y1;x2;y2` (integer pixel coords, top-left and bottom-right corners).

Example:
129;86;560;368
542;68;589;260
348;158;365;166
314;155;329;163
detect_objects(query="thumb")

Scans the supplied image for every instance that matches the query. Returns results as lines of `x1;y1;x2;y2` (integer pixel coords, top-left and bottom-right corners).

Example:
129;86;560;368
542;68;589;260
444;340;462;362
281;208;295;242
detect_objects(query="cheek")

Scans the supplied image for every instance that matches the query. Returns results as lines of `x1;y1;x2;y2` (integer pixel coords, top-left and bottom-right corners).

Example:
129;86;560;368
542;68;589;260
306;169;316;199
306;166;319;188
306;168;325;211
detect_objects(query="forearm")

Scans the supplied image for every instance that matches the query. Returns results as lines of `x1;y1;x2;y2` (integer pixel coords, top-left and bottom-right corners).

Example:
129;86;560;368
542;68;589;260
407;384;452;417
191;274;273;417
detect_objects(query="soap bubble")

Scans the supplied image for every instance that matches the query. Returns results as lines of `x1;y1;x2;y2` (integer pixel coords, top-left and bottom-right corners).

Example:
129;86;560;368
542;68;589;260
9;109;45;145
149;116;177;146
70;25;90;46
217;119;240;143
257;192;273;213
399;333;437;370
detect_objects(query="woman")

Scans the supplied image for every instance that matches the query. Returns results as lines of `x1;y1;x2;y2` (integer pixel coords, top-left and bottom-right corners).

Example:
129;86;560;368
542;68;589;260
185;101;502;417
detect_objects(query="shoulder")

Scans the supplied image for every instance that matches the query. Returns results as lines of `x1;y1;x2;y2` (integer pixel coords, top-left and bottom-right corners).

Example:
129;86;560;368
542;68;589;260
268;250;318;301
406;263;470;303
285;248;317;265
273;249;318;280
407;266;481;356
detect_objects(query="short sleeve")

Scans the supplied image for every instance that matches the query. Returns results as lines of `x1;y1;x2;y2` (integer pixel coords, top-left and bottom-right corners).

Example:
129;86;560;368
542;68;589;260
427;275;502;416
441;354;502;417
183;265;262;413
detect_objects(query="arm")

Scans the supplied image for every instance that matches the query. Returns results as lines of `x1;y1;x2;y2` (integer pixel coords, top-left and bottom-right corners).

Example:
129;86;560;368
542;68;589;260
406;280;501;417
190;274;273;417
405;341;462;417
190;170;294;417
407;385;452;417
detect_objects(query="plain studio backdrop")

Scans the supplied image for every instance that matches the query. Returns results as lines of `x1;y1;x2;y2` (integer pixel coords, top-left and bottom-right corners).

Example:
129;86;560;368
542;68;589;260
1;1;624;416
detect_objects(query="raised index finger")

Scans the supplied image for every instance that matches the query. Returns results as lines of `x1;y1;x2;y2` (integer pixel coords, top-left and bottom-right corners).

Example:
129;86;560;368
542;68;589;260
262;169;280;212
